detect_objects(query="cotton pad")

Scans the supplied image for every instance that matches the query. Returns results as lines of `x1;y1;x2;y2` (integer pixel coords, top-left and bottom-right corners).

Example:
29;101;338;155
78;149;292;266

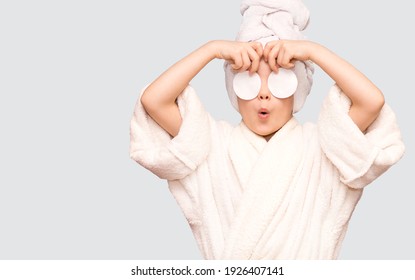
268;69;298;99
233;71;261;100
233;68;298;100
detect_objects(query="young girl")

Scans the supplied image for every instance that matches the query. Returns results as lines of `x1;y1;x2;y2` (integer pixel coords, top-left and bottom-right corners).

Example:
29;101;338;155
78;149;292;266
130;0;404;259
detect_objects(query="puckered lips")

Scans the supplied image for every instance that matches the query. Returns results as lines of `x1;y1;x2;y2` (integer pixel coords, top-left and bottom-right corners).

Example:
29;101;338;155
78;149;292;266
258;108;270;120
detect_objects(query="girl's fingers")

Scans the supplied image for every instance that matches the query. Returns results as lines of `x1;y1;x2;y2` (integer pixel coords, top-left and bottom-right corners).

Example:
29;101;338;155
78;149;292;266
279;49;296;69
228;42;265;72
251;42;264;59
267;44;280;72
248;42;264;73
230;53;243;71
276;48;286;68
241;51;251;72
247;48;260;73
263;41;278;63
282;57;296;69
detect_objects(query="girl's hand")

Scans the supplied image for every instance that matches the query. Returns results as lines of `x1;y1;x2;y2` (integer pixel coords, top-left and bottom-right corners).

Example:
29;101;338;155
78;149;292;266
211;40;263;73
263;40;314;72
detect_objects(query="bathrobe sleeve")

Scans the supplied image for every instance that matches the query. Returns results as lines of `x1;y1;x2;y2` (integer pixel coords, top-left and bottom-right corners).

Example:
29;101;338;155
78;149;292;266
317;85;405;189
130;85;211;181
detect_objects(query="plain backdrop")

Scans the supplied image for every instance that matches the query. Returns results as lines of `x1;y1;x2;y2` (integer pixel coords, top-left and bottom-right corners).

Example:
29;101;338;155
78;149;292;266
0;0;413;259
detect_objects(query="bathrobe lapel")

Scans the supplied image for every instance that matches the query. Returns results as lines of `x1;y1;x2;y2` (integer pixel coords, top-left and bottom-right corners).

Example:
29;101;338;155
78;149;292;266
224;117;304;259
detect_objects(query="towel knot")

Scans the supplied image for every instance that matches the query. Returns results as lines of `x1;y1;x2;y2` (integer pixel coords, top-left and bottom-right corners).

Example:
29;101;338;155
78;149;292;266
237;0;310;42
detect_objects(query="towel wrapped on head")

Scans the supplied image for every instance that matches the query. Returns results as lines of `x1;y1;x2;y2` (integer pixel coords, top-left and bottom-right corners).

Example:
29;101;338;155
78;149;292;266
225;0;314;113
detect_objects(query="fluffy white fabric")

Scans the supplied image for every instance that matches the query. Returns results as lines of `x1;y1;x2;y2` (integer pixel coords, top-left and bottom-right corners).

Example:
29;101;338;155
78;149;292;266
224;0;314;113
130;85;404;259
237;0;310;41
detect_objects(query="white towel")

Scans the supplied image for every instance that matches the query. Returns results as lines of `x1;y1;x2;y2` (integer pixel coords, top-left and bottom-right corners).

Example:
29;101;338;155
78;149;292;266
237;0;310;41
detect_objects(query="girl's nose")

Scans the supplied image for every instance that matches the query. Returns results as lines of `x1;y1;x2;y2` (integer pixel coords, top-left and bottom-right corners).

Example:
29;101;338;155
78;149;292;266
258;88;271;100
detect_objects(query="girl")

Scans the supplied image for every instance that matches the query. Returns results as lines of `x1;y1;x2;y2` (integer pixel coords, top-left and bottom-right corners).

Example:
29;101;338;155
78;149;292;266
130;0;404;259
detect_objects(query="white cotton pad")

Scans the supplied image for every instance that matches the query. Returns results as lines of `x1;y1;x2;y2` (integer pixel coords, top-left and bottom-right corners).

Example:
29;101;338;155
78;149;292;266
268;69;298;99
233;71;261;100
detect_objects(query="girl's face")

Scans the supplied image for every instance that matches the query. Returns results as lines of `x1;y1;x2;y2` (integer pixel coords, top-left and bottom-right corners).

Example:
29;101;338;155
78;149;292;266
237;59;294;141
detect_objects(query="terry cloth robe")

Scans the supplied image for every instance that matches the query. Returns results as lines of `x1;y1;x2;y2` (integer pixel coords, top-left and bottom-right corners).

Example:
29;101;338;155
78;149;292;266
130;85;404;260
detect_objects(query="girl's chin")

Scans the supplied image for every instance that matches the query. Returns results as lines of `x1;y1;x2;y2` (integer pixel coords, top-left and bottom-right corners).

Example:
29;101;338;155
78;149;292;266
254;128;279;141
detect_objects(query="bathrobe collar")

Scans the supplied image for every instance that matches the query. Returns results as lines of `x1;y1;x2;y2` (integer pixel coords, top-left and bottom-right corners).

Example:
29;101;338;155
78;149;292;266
230;117;300;188
239;117;300;152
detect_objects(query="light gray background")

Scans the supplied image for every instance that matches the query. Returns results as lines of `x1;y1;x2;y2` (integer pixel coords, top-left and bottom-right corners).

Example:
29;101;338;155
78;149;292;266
0;0;413;259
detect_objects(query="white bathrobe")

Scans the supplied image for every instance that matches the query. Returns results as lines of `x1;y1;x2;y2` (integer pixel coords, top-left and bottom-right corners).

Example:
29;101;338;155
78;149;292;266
130;85;404;259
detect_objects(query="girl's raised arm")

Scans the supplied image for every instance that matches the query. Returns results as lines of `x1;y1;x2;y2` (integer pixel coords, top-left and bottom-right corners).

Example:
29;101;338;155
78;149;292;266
141;40;263;136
